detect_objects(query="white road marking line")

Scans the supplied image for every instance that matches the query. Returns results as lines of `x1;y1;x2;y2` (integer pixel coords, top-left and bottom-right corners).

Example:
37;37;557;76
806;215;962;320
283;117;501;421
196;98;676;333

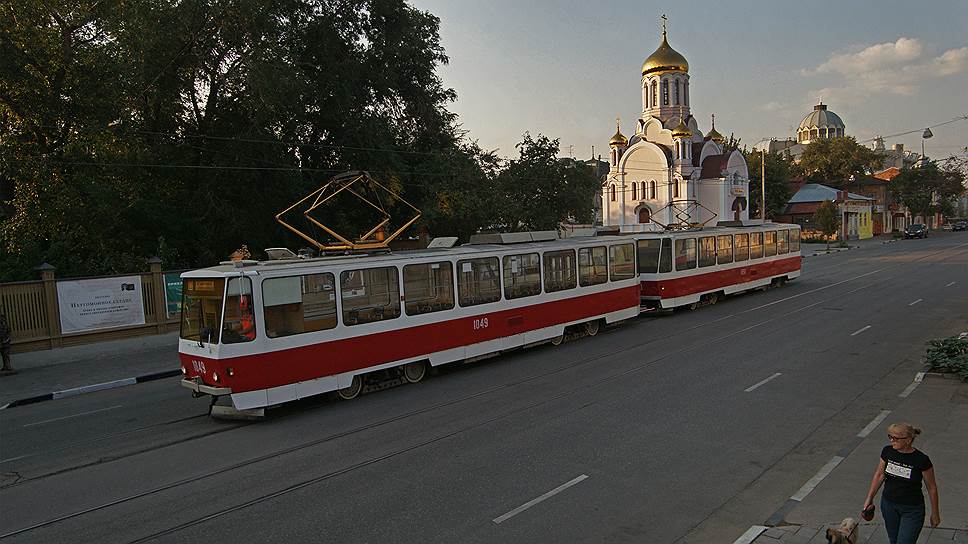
858;410;892;438
745;373;783;393
946;281;956;287
0;455;28;464
908;298;923;306
915;372;925;383
22;405;124;428
790;456;844;501
746;269;885;312
850;325;872;336
732;526;769;544
900;381;921;398
492;474;588;524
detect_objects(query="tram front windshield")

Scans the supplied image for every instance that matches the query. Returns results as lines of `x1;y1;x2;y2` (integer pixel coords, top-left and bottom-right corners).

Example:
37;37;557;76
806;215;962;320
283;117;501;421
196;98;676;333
180;278;226;344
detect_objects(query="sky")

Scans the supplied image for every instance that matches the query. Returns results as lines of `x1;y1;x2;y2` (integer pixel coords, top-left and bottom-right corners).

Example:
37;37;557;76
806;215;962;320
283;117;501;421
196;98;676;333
409;0;968;163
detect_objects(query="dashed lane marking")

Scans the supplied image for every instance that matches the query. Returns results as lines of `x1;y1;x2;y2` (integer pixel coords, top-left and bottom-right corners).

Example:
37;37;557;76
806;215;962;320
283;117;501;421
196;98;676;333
908;299;923;306
858;410;891;438
790;456;844;501
732;525;768;544
745;373;783;393
492;474;588;524
850;325;872;336
945;281;956;287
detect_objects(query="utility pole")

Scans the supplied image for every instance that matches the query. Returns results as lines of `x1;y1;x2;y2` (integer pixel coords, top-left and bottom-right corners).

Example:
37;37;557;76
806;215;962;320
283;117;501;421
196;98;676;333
760;148;766;221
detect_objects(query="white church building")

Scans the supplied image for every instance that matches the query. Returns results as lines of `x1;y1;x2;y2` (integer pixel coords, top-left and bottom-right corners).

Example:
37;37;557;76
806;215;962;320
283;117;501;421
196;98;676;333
602;22;750;231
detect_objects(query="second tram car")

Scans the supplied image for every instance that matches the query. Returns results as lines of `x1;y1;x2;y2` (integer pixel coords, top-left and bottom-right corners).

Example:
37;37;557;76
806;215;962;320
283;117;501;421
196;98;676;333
635;223;801;310
179;233;642;417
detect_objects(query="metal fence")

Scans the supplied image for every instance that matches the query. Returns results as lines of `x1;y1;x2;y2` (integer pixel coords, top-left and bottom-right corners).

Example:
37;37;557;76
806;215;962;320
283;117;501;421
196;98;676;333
0;259;185;353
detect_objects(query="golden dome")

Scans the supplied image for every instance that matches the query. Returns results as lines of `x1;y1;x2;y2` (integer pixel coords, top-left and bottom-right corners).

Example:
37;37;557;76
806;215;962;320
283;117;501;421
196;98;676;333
642;30;689;76
706;114;724;143
672;118;692;138
609;118;628;147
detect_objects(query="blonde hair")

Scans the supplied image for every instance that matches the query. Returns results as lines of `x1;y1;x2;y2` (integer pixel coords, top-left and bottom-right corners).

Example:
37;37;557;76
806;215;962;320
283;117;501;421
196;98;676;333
888;422;922;439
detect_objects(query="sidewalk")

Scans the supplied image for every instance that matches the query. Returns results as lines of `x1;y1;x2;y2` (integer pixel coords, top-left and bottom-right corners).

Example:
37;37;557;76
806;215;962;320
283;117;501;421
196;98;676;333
742;374;968;543
0;332;181;407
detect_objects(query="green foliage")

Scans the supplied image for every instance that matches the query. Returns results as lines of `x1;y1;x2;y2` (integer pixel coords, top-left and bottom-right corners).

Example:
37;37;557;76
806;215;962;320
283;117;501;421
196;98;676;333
491;133;599;231
924;335;968;382
798;137;880;186
890;162;967;220
744;149;797;219
813;199;840;250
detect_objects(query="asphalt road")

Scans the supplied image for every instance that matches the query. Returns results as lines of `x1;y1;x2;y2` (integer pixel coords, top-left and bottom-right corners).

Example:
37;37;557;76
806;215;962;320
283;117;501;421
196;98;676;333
1;233;966;543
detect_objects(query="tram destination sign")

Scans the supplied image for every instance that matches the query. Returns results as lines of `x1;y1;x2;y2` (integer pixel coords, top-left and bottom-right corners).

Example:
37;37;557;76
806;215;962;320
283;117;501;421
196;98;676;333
57;275;146;334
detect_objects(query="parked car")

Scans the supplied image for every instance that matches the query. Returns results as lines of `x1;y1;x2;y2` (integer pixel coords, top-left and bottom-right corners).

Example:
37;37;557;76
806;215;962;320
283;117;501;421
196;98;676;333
904;223;928;238
953;221;968;231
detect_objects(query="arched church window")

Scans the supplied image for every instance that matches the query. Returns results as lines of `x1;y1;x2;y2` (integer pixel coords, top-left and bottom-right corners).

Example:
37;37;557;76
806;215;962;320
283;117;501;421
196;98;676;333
610;184;616;202
638;208;651;223
651;81;657;107
644;85;649;108
641;181;647;198
673;180;680;198
662;80;669;106
684;81;689;106
675;79;680;105
632;183;637;200
650;180;657;199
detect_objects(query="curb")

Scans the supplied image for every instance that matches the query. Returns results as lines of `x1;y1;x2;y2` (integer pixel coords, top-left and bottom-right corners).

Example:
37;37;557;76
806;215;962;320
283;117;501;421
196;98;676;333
0;369;182;410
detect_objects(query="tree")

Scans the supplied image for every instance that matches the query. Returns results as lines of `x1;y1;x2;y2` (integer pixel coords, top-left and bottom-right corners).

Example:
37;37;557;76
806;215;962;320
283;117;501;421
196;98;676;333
814;199;841;251
798;136;880;186
744;149;796;220
890;162;967;222
0;0;486;280
491;133;599;232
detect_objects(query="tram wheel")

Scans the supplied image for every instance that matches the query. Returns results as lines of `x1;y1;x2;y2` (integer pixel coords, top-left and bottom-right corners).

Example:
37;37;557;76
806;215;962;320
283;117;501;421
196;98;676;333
337;375;363;400
550;334;565;346
708;293;719;305
688;300;700;311
585;320;601;337
403;361;427;384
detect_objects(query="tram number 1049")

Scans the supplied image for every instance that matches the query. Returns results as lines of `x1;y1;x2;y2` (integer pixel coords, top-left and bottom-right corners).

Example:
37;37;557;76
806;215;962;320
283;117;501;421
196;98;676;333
472;317;489;331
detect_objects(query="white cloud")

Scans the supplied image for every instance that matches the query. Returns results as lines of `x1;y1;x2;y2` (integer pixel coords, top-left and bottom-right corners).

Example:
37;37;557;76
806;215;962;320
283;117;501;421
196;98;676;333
802;39;968;104
756;101;785;112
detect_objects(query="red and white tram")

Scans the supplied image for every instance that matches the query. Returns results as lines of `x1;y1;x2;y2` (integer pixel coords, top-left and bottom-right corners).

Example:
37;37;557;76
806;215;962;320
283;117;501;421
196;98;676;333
178;232;641;417
634;222;802;311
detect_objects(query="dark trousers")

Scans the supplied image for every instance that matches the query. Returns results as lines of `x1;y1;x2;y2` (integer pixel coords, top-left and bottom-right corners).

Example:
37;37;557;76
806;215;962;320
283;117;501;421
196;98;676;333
881;497;925;544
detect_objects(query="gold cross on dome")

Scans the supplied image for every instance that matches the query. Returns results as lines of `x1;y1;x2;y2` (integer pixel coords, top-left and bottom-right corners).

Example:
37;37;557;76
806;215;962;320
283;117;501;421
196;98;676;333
661;14;667;34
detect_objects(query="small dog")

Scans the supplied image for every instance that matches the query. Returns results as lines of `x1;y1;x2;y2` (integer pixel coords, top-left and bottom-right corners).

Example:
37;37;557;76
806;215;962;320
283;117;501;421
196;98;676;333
825;517;858;544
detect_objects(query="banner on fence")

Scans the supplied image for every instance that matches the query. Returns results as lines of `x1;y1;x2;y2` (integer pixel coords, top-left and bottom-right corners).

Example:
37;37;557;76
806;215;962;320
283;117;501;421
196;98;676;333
57;276;146;334
164;273;183;318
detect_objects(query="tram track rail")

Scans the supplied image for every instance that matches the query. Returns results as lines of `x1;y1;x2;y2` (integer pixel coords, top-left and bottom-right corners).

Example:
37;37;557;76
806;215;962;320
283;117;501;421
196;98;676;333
3;239;965;541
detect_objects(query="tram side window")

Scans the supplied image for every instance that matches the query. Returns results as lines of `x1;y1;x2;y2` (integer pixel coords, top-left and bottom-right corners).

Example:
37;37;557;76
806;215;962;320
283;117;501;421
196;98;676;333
750;232;764;259
658;238;672;273
222;277;256;344
579;246;608;286
637;239;662;274
734;233;749;262
544;249;577;292
699;236;716;267
263;273;337;338
717;235;734;264
764;231;777;256
341;267;401;326
777;229;790;254
403;262;455;315
458;257;501;307
503;253;541;299
675;238;697;270
790;229;801;252
609;243;636;280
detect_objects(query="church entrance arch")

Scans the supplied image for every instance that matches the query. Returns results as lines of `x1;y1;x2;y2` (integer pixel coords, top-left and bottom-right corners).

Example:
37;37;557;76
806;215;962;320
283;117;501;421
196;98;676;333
637;206;652;224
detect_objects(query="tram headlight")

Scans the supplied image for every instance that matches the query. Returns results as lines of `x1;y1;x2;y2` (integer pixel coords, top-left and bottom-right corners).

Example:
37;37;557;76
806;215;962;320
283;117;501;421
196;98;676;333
227;367;234;377
212;371;220;383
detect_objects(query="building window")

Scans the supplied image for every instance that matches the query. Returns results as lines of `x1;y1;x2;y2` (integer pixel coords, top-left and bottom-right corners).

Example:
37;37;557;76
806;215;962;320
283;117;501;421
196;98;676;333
675;79;680;105
631;183;637;200
652;81;657;107
673;180;680;198
662;79;669;105
638;208;651;223
684;81;688;106
610;184;616;201
649;180;657;199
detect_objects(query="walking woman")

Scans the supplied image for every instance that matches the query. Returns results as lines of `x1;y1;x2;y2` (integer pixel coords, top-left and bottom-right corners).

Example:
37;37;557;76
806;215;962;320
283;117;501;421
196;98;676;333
862;422;940;543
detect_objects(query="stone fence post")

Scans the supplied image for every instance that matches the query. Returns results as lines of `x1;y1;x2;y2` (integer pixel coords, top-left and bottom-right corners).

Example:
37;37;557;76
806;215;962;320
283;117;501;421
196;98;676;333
36;263;61;349
148;257;167;333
